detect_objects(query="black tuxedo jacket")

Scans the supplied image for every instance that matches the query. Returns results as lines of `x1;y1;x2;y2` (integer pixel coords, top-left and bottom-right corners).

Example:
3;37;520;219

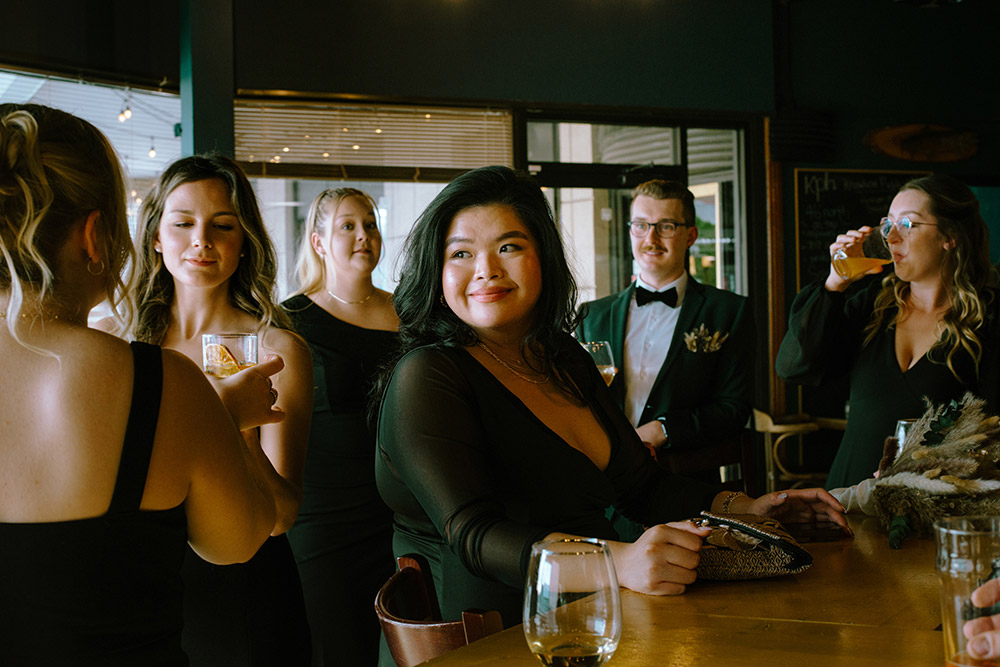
577;277;755;450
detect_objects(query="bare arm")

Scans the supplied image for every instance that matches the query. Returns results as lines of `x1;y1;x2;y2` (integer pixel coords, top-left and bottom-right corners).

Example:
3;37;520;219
258;328;313;535
157;350;275;564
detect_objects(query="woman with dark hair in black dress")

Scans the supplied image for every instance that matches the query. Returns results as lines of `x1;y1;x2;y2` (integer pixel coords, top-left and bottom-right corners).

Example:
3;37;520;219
374;166;849;661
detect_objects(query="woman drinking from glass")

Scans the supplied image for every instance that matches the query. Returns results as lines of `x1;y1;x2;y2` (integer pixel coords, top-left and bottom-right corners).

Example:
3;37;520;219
374;165;848;649
777;174;999;489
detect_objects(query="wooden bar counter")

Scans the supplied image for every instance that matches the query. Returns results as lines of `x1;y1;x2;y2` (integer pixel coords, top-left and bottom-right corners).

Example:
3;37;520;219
424;514;945;666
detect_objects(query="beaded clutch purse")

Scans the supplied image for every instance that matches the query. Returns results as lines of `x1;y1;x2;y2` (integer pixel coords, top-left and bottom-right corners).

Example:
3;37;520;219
693;511;814;581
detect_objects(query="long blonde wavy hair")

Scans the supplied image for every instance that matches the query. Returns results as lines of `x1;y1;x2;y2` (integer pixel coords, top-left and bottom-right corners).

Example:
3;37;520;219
0;104;133;352
864;174;996;380
132;154;291;343
287;187;379;298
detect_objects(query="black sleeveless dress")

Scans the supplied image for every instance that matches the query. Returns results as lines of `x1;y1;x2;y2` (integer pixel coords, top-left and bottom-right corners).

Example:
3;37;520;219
283;294;399;667
0;341;188;666
181;413;310;663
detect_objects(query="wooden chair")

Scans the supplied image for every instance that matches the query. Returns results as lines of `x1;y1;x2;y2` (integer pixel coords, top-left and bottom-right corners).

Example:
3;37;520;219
752;409;845;493
375;554;503;667
656;428;759;496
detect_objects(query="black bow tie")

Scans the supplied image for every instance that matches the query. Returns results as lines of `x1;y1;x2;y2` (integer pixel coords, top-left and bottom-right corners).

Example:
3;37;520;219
635;286;678;308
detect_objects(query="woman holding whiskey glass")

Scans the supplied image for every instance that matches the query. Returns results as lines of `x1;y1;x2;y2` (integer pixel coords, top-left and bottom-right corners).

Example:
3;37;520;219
373;166;848;661
132;154;313;665
0;105;278;665
777;174;1000;489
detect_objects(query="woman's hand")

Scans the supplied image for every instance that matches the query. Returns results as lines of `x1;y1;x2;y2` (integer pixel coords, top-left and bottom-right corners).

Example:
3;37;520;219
825;225;882;292
963;579;1000;659
753;489;851;533
729;489;852;535
212;354;287;431
607;521;713;596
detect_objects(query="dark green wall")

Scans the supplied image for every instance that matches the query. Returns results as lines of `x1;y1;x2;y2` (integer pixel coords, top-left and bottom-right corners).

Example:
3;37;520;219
0;1;775;112
0;1;179;87
232;0;775;112
778;0;1000;314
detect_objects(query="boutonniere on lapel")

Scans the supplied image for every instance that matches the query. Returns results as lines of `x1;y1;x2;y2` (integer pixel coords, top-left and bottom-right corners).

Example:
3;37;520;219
684;324;729;353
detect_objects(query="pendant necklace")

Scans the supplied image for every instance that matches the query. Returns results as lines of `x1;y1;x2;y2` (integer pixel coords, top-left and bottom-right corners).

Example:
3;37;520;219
477;341;549;384
326;288;374;306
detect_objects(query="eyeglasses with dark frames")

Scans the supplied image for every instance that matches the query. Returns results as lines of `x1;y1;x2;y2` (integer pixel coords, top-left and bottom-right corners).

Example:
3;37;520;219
627;219;694;239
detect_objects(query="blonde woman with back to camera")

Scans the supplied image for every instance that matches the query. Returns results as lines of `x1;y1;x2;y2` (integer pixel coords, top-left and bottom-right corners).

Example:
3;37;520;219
0;106;279;664
282;187;399;666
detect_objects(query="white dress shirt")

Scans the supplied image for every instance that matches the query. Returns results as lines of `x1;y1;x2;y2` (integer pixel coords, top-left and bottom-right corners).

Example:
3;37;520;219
623;273;688;427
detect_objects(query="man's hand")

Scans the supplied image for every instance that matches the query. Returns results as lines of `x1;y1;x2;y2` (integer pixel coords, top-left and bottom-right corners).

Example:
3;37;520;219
637;420;667;450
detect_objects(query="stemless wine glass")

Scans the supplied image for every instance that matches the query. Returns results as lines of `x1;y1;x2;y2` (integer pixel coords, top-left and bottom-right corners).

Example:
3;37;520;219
580;341;617;387
523;538;621;667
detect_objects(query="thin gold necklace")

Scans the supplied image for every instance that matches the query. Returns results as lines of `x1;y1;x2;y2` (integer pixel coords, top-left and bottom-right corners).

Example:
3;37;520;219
326;288;374;306
477;341;549;384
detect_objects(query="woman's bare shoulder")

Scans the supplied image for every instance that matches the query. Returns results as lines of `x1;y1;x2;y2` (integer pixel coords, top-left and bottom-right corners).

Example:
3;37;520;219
262;325;309;355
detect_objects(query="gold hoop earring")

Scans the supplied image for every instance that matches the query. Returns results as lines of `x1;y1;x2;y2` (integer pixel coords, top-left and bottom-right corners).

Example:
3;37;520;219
439;294;448;308
86;259;105;276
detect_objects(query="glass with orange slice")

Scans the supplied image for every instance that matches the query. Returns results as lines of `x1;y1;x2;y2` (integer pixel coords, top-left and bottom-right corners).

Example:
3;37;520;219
202;333;258;378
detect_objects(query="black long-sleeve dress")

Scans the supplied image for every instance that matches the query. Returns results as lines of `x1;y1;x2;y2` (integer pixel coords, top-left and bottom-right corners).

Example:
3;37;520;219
375;338;721;632
283;294;399;667
776;279;1000;489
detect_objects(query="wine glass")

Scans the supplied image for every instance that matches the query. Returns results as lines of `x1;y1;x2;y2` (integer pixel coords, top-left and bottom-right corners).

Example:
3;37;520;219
523;538;621;667
580;341;617;387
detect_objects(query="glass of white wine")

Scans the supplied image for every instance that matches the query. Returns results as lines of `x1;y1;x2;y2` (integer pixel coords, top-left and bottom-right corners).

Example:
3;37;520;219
580;341;616;387
523;538;621;667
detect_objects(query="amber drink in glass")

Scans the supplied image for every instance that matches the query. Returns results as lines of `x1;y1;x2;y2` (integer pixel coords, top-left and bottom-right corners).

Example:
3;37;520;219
202;333;258;378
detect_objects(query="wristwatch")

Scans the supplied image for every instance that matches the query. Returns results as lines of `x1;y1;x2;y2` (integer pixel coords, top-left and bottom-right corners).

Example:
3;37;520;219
657;417;669;446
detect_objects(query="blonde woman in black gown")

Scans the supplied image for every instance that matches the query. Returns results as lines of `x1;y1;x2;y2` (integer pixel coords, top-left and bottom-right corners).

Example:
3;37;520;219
0;106;277;665
283;188;399;666
131;155;313;666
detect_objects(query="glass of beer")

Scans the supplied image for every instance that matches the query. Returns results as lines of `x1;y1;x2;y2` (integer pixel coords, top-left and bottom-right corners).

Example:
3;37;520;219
935;517;1000;667
523;538;621;667
831;230;892;280
202;333;258;378
580;341;616;386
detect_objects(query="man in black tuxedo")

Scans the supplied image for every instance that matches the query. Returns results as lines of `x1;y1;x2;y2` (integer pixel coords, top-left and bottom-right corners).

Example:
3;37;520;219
577;179;755;481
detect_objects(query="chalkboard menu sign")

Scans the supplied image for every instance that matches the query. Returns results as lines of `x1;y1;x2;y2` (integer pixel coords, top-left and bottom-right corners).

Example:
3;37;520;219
794;168;928;288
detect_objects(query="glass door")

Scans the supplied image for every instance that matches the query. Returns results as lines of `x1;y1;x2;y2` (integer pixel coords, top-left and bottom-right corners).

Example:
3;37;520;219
524;117;746;301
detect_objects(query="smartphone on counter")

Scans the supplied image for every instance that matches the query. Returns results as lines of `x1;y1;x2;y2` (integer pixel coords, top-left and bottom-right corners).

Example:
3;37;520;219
784;521;851;542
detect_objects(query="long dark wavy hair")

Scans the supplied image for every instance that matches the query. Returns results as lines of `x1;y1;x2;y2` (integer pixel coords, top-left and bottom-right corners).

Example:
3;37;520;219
864;173;996;380
132;154;291;343
382;165;582;398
